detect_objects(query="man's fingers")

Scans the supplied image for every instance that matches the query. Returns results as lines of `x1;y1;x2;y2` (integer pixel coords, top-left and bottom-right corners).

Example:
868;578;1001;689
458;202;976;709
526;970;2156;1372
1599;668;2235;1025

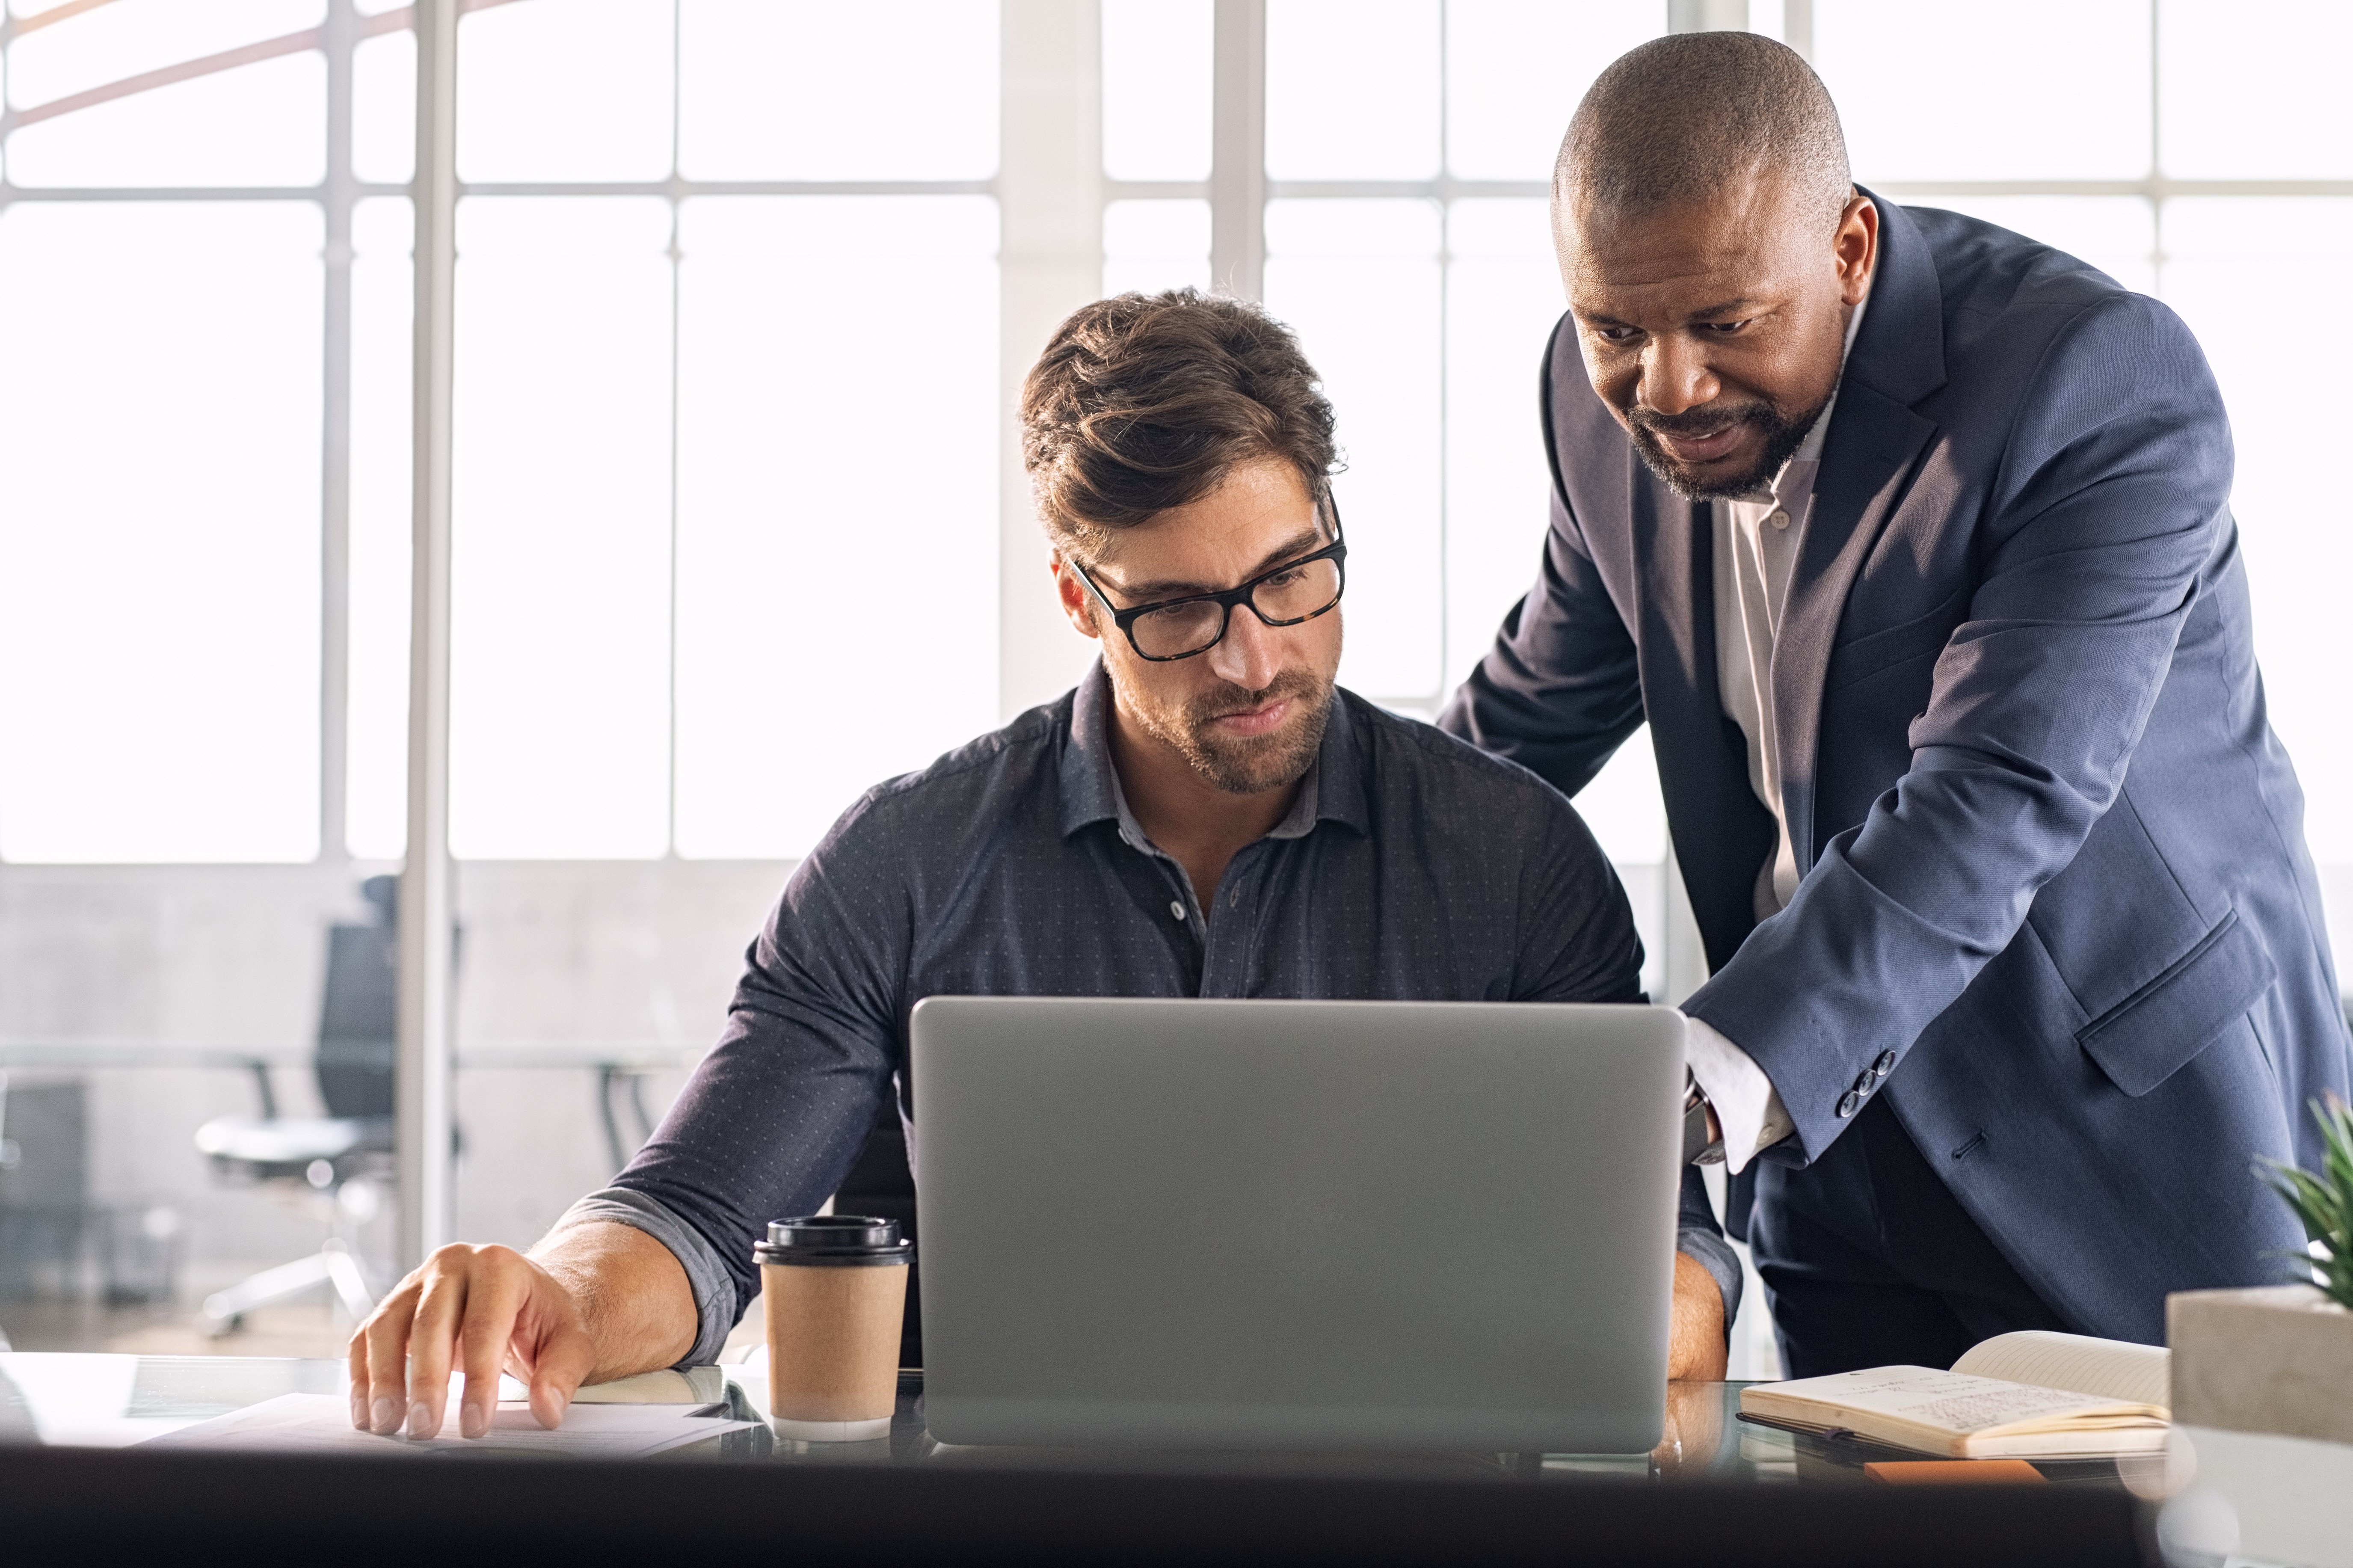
403;1257;469;1438
454;1267;530;1439
350;1244;588;1441
361;1283;420;1435
526;1326;598;1431
347;1324;371;1430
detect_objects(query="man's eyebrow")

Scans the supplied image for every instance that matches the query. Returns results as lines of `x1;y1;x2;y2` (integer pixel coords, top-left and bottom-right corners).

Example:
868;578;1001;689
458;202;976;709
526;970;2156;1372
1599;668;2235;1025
1114;527;1327;601
1574;299;1761;328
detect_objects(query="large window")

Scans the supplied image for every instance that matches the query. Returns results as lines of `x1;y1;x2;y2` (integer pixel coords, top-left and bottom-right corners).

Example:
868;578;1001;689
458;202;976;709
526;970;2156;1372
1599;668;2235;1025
3;0;2347;883
1;0;1003;865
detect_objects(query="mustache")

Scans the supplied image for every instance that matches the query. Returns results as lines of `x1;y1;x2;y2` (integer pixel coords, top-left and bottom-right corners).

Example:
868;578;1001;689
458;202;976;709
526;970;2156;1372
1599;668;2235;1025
1627;400;1776;441
1185;668;1324;729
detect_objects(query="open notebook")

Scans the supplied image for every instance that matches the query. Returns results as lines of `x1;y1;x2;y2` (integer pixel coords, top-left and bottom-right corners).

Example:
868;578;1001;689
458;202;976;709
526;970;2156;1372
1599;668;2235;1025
1739;1331;2170;1460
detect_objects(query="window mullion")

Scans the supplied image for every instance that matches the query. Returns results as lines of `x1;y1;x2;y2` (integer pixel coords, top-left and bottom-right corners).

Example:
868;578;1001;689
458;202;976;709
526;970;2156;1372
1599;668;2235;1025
320;0;357;864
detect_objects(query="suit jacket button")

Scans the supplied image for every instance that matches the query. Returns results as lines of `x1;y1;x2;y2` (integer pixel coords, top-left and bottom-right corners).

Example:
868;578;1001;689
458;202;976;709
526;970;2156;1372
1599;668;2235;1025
1853;1069;1876;1095
1873;1049;1897;1077
1836;1090;1862;1118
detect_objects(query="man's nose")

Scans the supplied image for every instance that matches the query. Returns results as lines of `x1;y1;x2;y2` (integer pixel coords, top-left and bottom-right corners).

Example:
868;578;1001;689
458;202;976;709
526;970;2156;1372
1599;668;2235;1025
1206;602;1285;692
1639;333;1720;417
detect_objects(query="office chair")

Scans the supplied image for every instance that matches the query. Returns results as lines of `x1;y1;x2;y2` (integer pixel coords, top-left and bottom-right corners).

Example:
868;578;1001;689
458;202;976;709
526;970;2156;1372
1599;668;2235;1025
193;876;402;1334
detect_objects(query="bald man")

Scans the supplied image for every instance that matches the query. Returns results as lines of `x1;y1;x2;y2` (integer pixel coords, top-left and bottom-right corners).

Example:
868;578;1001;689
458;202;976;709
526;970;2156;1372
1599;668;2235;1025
1443;33;2350;1375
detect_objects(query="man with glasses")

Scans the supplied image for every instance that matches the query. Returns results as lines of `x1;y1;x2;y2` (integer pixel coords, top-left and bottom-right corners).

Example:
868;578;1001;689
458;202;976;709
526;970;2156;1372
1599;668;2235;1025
348;290;1736;1441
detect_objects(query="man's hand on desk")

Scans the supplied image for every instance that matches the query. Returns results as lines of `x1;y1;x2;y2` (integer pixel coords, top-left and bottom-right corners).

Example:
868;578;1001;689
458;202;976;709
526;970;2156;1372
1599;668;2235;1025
348;1220;695;1438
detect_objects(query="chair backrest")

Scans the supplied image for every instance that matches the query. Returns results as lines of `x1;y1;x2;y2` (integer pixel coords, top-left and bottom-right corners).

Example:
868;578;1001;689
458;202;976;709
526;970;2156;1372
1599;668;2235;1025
316;877;398;1120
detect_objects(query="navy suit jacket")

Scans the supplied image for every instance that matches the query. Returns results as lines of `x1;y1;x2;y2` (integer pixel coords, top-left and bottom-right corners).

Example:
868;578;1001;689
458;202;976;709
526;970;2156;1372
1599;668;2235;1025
1440;193;2353;1345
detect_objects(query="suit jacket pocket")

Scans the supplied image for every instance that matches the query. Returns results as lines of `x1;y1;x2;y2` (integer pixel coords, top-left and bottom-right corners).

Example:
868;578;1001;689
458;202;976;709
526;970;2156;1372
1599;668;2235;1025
2074;908;2276;1097
1825;584;1968;694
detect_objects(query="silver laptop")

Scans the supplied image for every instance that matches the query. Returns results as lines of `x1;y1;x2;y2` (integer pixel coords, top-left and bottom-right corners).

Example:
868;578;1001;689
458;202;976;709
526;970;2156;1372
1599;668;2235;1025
909;996;1685;1454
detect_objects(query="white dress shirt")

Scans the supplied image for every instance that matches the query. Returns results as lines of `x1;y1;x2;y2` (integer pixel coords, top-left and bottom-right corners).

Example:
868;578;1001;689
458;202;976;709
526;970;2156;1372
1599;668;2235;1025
1683;287;1872;1173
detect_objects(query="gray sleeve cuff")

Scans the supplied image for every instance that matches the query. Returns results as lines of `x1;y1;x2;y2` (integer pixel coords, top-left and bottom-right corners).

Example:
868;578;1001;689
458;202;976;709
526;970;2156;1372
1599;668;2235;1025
551;1187;739;1368
1675;1225;1743;1344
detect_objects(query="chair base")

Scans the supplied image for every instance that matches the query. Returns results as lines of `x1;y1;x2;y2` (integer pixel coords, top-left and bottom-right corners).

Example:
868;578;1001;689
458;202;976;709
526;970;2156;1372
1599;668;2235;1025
201;1239;375;1336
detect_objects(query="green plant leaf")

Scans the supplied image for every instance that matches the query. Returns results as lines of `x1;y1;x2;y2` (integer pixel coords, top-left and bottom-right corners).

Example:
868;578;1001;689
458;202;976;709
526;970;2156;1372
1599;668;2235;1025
2255;1096;2353;1311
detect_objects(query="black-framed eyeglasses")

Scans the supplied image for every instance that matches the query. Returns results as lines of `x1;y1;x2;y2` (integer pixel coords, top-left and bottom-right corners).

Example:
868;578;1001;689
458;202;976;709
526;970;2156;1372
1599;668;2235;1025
1068;490;1348;662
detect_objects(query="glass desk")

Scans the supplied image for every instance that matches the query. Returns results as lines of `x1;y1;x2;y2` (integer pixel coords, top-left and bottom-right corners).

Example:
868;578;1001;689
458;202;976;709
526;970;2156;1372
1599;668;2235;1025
0;1352;2171;1566
0;1352;2161;1484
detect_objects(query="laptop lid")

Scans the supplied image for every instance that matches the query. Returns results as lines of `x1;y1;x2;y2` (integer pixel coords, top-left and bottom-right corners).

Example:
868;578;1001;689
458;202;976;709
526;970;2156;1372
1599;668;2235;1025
910;996;1684;1453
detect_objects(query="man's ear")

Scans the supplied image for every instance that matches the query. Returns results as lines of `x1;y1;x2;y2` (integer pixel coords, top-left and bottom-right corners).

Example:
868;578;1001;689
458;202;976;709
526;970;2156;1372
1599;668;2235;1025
1051;554;1102;641
1835;191;1878;305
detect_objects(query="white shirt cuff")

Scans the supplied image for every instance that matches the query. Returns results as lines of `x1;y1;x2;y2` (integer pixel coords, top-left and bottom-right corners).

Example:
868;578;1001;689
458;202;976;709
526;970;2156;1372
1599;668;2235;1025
1682;1015;1796;1175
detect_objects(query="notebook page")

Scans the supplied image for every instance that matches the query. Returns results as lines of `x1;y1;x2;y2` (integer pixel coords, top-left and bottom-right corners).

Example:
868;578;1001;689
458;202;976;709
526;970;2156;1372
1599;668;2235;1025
1949;1332;2169;1410
1745;1368;2157;1438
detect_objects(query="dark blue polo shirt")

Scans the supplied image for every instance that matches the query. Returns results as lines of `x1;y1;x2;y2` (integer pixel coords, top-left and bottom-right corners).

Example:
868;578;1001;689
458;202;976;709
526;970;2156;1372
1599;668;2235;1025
571;665;1734;1361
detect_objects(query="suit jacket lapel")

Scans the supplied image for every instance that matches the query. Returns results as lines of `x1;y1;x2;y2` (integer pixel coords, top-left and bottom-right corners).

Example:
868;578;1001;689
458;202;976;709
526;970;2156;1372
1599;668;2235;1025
1771;192;1949;875
1630;442;1780;972
1772;390;1938;873
1630;441;1713;707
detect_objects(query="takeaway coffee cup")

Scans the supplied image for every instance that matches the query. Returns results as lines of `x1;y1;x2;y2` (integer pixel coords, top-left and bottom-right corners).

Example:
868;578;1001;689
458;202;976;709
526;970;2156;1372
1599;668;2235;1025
753;1215;913;1441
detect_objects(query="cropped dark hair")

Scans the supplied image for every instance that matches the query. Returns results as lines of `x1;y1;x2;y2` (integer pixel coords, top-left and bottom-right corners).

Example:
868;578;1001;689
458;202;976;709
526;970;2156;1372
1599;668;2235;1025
1020;289;1337;554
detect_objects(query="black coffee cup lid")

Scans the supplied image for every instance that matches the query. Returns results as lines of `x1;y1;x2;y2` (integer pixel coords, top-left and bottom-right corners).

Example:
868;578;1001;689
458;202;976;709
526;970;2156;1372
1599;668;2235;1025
753;1214;912;1267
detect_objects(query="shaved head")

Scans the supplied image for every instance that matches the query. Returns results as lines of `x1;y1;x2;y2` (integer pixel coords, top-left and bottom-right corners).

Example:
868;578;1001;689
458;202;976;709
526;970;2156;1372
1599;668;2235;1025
1556;32;1849;235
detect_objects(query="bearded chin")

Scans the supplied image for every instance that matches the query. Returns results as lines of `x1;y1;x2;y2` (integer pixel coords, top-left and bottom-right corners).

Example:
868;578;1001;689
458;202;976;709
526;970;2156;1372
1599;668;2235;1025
1159;675;1333;795
1630;400;1826;501
1187;709;1327;794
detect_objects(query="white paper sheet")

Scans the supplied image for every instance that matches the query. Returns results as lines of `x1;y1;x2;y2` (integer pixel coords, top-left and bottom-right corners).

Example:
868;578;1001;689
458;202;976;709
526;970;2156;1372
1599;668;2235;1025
142;1393;757;1457
1950;1330;2171;1410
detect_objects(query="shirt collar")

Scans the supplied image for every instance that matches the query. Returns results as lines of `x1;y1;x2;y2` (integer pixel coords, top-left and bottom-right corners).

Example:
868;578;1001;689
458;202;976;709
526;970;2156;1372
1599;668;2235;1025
1058;661;1369;845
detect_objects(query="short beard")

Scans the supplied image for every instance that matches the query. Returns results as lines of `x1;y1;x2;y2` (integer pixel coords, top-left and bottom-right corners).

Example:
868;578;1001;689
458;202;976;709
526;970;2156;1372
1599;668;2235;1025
1133;667;1333;795
1626;395;1827;501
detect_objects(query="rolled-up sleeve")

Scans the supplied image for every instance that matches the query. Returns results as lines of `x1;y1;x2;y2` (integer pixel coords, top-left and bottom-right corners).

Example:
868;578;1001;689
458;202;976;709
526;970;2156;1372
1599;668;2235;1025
550;1187;742;1368
1675;1166;1742;1339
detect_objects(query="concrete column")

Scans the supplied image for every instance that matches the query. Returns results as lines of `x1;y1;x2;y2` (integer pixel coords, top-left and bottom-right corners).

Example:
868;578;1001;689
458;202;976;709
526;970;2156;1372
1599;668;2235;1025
1209;0;1265;301
997;0;1107;723
1781;0;1814;59
319;0;356;866
1668;0;1749;32
398;0;459;1272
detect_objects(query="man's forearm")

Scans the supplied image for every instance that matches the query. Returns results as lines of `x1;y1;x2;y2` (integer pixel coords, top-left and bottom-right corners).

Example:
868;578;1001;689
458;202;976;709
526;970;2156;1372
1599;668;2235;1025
529;1221;699;1383
1669;1251;1728;1381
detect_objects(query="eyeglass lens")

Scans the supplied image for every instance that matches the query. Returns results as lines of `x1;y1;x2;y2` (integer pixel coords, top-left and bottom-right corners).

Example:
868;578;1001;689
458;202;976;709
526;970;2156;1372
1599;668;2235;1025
1128;555;1342;659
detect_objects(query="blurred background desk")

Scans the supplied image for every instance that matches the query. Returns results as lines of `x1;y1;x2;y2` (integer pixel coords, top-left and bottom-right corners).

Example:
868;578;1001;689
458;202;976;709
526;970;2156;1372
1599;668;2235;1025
0;1042;704;1355
0;1039;704;1174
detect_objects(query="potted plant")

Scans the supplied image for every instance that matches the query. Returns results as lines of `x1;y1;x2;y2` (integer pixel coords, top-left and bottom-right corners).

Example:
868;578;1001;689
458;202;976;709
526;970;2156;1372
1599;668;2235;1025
2168;1095;2353;1445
